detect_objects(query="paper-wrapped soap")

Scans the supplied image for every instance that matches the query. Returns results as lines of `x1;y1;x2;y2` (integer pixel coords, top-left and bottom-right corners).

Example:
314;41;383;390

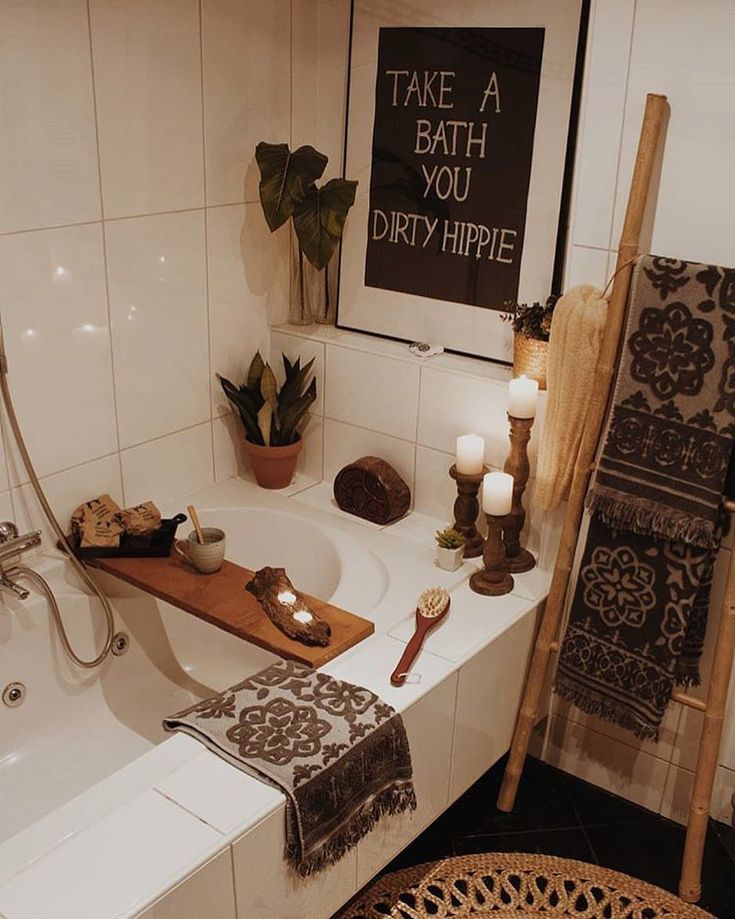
121;501;161;536
71;494;124;548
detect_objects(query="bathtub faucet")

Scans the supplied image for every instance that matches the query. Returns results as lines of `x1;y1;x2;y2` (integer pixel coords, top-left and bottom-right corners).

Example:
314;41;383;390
0;570;30;600
0;522;42;599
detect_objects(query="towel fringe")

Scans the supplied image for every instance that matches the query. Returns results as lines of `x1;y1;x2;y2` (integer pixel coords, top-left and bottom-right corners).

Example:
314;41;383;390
554;678;661;743
287;782;417;877
586;488;717;549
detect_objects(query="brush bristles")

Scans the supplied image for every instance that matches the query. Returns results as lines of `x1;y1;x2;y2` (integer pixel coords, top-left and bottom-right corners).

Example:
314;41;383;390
418;587;450;617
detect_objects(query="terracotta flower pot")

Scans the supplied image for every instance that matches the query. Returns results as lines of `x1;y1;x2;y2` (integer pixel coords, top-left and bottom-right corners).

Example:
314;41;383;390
242;437;302;489
513;333;549;390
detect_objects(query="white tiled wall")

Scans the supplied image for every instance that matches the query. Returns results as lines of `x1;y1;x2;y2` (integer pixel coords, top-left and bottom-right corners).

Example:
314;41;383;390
0;0;291;534
282;0;735;828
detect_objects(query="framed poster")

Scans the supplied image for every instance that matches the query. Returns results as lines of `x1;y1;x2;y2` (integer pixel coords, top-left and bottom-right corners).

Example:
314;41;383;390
337;0;587;363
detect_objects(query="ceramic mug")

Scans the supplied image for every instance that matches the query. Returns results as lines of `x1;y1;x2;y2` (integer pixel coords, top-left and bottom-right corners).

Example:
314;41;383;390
175;527;226;574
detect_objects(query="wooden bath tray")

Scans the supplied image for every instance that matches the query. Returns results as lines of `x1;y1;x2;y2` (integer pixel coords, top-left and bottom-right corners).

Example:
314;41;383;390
88;551;374;668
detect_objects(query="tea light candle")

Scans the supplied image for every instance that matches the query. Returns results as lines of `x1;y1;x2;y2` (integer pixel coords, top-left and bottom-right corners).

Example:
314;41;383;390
456;434;485;475
482;471;514;516
508;375;538;419
293;610;313;624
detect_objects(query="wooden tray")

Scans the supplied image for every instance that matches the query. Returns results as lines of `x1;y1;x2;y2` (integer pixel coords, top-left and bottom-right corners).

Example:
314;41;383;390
89;551;374;668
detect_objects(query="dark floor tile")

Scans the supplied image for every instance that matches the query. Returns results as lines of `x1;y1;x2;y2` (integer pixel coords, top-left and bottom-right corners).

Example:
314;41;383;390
453;827;596;863
712;819;735;866
585;818;735;917
442;754;580;837
561;771;662;827
383;822;455;874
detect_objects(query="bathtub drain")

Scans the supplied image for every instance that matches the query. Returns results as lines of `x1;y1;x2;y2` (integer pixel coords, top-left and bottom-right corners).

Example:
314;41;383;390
2;682;26;707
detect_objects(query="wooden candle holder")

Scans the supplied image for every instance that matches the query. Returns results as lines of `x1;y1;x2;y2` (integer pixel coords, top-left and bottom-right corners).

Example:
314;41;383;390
502;414;536;573
449;464;487;558
470;514;514;596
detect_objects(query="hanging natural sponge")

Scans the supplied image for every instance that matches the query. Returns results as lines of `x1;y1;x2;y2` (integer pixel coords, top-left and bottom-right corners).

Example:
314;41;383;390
535;285;608;510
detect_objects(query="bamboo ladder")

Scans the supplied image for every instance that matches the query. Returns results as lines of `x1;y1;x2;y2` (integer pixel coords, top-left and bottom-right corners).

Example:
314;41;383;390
496;91;735;905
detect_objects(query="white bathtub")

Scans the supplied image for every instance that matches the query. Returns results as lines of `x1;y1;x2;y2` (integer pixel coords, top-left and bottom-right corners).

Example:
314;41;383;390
0;481;543;919
0;506;388;845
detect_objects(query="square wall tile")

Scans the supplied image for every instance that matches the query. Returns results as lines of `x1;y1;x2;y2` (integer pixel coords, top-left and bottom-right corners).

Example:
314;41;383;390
0;0;100;233
541;714;670;815
121;423;213;507
661;763;733;827
413;446;458;523
270;330;325;416
138;849;235;919
355;674;457;885
562;245;610;291
0;224;118;480
0;789;221;919
202;0;291;206
569;0;635;249
323;419;415;493
90;0;204;217
208;204;284;416
106;211;209;447
325;344;420;441
610;1;735;266
12;454;123;550
450;611;537;800
291;0;350;179
232;805;356;919
419;366;539;472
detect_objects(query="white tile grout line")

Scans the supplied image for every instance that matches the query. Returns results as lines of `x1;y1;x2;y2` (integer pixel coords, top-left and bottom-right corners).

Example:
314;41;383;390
198;0;216;487
86;0;126;502
0;202;258;241
605;0;638;256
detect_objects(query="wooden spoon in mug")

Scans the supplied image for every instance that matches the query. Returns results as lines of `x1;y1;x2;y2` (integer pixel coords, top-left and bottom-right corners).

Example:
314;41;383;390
187;505;205;544
390;587;450;686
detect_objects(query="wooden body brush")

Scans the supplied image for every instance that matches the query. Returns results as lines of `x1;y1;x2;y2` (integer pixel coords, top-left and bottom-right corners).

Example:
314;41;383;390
390;587;451;686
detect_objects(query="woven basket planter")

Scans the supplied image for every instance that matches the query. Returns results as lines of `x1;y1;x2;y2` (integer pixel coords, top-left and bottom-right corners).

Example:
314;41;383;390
513;334;548;390
336;853;714;918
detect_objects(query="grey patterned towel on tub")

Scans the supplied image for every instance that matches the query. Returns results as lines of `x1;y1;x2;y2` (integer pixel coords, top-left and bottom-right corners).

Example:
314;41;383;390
164;659;416;876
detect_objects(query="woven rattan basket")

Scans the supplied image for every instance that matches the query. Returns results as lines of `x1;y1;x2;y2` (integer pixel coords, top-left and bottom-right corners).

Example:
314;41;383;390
336;852;714;918
513;334;548;390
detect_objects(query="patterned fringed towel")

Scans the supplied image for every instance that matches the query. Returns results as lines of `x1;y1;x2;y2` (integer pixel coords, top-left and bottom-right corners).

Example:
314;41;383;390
164;659;416;876
556;255;735;740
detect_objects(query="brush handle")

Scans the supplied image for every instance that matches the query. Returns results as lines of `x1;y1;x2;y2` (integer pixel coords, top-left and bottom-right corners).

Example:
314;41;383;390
187;505;205;545
390;621;430;686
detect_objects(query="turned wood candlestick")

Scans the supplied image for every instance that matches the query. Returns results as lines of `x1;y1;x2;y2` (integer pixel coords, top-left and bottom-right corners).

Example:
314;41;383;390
502;414;536;573
449;464;488;558
470;514;514;596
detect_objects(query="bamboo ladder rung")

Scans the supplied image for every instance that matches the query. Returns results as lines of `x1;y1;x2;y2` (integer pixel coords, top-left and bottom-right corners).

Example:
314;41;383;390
670;692;708;713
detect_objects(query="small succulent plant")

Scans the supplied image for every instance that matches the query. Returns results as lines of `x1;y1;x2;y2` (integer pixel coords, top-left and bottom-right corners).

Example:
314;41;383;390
435;528;465;550
218;352;316;447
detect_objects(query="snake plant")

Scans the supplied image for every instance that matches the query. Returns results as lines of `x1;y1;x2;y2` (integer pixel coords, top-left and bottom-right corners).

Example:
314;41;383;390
218;352;316;447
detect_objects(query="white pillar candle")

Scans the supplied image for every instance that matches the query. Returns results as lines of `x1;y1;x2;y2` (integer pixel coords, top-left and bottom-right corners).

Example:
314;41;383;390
508;374;539;419
482;471;514;515
455;434;485;474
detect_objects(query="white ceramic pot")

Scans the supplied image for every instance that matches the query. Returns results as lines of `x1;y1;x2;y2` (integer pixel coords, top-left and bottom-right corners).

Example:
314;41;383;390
435;544;464;572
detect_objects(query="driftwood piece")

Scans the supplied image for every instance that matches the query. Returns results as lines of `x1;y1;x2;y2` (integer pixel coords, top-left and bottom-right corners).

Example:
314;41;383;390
333;456;410;525
246;566;331;647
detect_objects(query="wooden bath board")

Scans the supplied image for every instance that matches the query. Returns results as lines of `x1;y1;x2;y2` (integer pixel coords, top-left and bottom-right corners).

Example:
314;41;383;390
88;551;374;668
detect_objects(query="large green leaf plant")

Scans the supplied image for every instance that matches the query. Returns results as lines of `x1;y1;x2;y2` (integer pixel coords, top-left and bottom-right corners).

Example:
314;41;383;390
218;352;316;447
255;141;358;272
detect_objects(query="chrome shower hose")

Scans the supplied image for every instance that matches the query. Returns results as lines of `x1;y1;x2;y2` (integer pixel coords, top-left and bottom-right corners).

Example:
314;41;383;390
0;331;114;668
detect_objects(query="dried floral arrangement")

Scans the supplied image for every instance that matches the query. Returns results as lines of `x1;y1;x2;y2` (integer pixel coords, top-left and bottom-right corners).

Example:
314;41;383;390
501;295;559;342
